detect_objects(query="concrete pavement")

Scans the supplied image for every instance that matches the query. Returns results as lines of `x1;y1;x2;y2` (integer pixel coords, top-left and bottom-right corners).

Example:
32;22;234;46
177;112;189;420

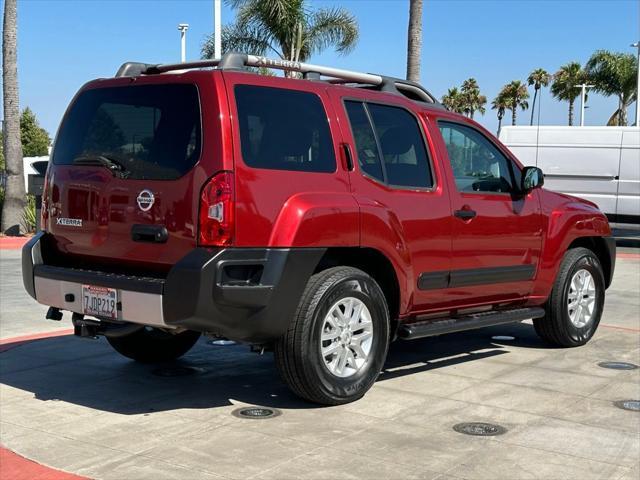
0;247;638;479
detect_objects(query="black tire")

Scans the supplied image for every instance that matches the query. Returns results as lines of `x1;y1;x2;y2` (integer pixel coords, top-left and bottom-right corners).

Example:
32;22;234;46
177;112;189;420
274;267;390;405
534;247;605;347
106;327;201;363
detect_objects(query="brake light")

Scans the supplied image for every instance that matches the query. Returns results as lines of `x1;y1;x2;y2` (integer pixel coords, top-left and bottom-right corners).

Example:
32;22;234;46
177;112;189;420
198;172;234;246
41;174;50;226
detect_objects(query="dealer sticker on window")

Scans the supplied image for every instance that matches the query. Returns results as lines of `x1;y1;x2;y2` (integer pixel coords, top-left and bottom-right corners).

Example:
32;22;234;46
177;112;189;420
82;285;118;319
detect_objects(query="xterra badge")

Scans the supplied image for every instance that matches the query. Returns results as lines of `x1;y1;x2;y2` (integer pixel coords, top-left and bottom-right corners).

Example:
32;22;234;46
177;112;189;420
56;218;83;227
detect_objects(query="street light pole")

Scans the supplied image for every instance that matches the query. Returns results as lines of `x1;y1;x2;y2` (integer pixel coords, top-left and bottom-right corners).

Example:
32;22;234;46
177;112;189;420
214;0;222;59
632;41;639;127
574;83;594;126
178;23;189;62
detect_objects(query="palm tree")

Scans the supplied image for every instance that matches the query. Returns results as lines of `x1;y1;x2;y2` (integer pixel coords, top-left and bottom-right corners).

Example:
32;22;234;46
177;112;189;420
586;50;638;126
406;0;423;83
202;0;358;75
551;62;584;126
491;92;508;136
527;68;551;125
2;0;25;235
499;80;529;126
441;87;464;114
460;78;487;119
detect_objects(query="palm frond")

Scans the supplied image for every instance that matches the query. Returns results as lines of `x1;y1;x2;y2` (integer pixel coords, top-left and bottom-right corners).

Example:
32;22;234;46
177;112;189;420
586;49;637;102
306;7;359;56
550;62;584;101
202;22;277;58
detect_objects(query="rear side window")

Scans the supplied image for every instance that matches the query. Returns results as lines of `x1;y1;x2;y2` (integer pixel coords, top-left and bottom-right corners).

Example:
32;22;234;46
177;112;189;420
344;101;384;181
344;101;433;188
53;84;201;180
234;85;336;173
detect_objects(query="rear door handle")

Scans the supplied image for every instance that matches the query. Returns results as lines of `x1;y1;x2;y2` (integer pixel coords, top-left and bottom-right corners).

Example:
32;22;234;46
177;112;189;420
131;224;168;243
454;208;477;220
341;143;354;171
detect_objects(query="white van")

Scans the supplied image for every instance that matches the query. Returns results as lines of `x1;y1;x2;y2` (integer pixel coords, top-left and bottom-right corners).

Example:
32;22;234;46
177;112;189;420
499;126;639;230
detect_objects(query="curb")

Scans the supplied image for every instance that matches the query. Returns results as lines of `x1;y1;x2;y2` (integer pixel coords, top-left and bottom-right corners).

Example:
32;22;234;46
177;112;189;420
0;237;29;250
0;447;88;480
1;329;87;480
0;329;74;353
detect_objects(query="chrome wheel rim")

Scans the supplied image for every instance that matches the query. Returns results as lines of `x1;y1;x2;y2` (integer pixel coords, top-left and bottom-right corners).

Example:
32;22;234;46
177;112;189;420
320;297;374;378
567;269;596;328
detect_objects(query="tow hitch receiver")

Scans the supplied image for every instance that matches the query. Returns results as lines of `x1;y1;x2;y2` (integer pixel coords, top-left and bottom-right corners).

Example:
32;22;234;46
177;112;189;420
72;314;145;339
72;314;99;339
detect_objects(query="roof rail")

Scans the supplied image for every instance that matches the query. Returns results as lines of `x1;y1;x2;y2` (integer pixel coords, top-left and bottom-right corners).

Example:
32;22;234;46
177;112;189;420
115;53;441;105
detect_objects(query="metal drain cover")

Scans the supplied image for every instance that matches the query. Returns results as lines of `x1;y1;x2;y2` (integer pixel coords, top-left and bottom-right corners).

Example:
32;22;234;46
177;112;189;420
598;361;638;370
232;406;281;420
492;335;515;341
453;422;507;436
614;400;640;412
152;366;204;377
207;339;236;346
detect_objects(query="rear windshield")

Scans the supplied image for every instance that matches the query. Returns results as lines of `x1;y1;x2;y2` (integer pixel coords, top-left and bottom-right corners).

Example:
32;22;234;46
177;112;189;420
53;84;201;180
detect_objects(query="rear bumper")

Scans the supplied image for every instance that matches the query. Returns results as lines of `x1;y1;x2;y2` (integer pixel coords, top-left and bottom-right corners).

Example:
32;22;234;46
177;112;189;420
23;232;325;342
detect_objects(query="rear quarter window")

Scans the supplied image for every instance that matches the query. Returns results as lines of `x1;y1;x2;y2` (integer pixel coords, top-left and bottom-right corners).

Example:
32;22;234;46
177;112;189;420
53;84;201;180
234;85;336;173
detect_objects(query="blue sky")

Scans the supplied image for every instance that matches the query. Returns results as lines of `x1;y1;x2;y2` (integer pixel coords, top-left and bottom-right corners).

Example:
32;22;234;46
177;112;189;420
10;0;640;136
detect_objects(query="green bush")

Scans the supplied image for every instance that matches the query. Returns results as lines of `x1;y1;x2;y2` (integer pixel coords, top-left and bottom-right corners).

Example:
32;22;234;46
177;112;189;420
0;186;4;227
21;193;36;233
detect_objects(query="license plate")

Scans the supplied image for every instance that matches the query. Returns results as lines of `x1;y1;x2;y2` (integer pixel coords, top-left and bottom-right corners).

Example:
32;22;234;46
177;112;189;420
82;285;118;319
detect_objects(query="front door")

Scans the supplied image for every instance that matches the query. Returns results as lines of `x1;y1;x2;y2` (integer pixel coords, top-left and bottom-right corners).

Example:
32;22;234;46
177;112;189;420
433;119;543;307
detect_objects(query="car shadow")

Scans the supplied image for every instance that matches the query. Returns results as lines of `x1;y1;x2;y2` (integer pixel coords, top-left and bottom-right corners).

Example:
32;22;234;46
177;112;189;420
0;322;552;414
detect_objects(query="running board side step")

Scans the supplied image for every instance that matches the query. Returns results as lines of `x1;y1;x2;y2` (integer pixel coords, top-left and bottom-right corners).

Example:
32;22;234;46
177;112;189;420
397;307;546;340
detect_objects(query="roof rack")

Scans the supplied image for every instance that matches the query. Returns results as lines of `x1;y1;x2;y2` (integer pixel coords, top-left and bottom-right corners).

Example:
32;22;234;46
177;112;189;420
116;53;442;105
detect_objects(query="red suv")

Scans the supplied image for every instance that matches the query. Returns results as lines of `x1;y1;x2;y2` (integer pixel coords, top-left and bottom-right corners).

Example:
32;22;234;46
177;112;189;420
23;54;616;405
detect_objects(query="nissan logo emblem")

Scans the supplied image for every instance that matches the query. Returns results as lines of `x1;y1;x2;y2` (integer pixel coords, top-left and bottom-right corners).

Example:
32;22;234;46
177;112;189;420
137;189;155;212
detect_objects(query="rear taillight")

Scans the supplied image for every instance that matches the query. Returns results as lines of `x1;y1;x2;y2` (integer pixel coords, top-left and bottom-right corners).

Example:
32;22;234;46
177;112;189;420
198;171;234;246
41;174;50;227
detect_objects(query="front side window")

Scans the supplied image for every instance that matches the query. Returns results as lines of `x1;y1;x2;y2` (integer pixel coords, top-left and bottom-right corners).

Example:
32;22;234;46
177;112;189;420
234;85;336;173
54;84;201;180
344;100;433;188
438;121;516;193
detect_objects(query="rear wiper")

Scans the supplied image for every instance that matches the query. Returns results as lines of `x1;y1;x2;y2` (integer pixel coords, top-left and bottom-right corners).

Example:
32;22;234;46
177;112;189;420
73;154;129;176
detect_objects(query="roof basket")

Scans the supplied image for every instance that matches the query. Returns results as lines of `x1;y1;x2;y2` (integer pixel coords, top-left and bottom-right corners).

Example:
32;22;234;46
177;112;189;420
115;53;442;105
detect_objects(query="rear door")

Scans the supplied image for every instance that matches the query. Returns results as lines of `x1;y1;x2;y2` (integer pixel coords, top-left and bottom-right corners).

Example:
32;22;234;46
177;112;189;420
45;73;228;270
222;72;357;248
432;118;543;306
327;87;453;314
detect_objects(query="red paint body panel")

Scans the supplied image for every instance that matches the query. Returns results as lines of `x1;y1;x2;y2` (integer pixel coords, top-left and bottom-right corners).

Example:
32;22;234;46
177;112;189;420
43;69;613;319
530;190;611;300
223;72;357;248
44;72;230;271
425;113;544;307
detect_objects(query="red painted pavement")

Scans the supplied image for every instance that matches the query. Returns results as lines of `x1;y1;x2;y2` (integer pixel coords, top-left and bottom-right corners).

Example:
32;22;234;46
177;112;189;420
617;252;640;260
0;237;29;250
1;330;85;479
0;447;88;480
0;329;74;353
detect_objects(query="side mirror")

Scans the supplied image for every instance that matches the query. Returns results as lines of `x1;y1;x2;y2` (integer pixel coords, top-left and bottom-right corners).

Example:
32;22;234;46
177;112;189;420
521;166;544;192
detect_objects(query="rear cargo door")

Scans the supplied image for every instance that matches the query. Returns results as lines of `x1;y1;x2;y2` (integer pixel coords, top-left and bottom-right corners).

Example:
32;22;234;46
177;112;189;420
45;75;225;270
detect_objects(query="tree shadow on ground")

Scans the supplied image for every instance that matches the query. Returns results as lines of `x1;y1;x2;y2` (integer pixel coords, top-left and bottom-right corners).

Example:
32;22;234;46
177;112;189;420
0;321;552;414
